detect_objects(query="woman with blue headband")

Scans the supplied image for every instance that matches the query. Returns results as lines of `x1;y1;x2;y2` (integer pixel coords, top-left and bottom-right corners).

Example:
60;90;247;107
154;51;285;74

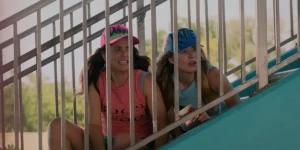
156;28;241;138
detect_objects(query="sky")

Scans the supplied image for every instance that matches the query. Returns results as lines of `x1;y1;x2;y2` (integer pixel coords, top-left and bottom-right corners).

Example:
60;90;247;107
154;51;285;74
0;0;298;86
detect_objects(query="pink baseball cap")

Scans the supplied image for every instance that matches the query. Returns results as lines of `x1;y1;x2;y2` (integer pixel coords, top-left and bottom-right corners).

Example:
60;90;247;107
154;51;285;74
100;24;140;48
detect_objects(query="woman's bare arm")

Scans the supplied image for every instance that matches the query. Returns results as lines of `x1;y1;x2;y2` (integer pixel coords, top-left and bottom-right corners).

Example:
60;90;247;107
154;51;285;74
88;85;106;149
144;74;170;148
207;68;241;108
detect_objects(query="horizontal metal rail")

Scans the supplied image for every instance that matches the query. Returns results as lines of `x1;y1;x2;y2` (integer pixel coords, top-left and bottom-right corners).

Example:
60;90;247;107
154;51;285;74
0;0;143;76
226;34;298;76
0;0;95;50
0;0;55;30
0;0;168;88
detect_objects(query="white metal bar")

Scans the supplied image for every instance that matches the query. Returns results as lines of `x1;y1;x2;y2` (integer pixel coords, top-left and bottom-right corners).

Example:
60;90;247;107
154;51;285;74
0;0;93;50
123;0;126;26
105;0;112;149
137;0;146;55
269;53;300;74
128;0;135;146
196;0;202;109
205;0;210;61
18;77;24;150
0;0;164;76
126;77;259;150
82;0;89;149
52;22;59;117
70;12;78;124
88;3;93;56
173;0;180;121
290;0;294;36
256;0;268;89
0;47;5;148
170;0;174;31
187;0;192;28
240;0;246;84
36;9;43;150
218;0;225;96
59;0;66;149
150;0;158;133
274;0;281;64
13;22;20;150
0;0;56;30
222;0;227;74
298;0;300;53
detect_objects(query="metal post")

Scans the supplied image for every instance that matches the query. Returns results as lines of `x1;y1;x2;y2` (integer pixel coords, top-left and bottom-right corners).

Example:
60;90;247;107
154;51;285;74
52;22;59;117
255;0;268;89
240;0;246;84
105;0;112;149
36;9;43;150
188;0;192;28
88;3;93;56
172;0;180;121
128;0;135;146
222;1;227;74
290;0;294;36
137;0;146;55
0;47;5;150
82;0;89;149
205;0;210;61
196;0;202;108
13;22;20;150
274;0;281;64
59;0;66;149
70;12;78;124
218;0;225;96
150;0;158;133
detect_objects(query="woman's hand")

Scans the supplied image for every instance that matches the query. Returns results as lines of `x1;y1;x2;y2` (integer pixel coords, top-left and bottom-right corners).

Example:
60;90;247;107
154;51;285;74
179;105;211;126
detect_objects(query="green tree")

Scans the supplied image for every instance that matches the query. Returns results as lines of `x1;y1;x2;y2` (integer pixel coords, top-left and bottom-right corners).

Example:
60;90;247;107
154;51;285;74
4;73;84;132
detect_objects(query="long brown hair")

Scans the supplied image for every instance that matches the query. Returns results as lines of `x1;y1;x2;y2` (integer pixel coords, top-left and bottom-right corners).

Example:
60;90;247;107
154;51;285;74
156;47;217;111
78;46;150;95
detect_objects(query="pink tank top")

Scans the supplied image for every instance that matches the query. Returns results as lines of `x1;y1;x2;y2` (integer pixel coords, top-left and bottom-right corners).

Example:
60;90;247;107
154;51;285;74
98;69;152;138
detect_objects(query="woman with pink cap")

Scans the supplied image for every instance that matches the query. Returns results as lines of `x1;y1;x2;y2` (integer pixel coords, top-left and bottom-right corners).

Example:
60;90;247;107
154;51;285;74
47;24;169;150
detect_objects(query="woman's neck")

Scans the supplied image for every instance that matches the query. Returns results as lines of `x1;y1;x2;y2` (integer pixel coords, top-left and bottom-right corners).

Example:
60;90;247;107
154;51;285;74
111;71;129;87
178;71;195;89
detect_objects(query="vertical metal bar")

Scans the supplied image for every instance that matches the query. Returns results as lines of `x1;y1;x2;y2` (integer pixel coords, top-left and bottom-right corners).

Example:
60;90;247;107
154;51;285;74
70;12;77;124
137;0;146;55
170;0;174;31
298;0;300;53
218;0;224;96
274;0;281;64
105;1;112;149
36;9;43;150
18;76;24;150
205;0;210;61
196;0;202;109
52;22;59;117
150;0;158;133
240;0;246;84
0;48;5;150
222;1;227;74
256;0;268;89
88;3;93;56
82;0;89;149
13;22;20;150
290;0;294;36
128;0;135;146
172;0;180;121
59;0;66;149
123;0;126;26
188;0;192;28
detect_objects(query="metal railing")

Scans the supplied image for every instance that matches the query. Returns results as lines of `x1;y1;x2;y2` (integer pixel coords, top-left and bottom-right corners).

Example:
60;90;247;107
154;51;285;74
1;0;300;150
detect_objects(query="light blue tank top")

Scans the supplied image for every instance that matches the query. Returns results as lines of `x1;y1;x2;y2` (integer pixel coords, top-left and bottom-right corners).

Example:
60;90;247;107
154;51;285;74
179;63;228;132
